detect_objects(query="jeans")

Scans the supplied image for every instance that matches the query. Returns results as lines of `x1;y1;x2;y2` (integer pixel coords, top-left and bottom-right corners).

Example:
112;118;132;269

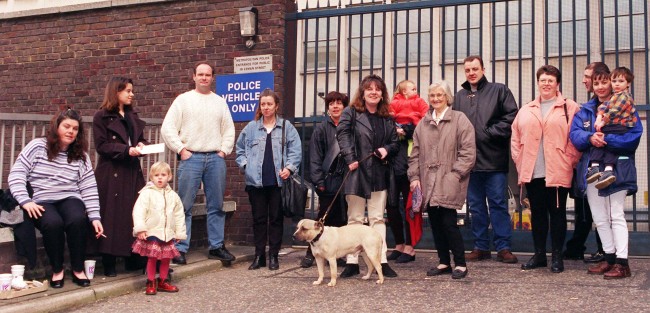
175;152;227;252
467;171;512;252
565;195;604;255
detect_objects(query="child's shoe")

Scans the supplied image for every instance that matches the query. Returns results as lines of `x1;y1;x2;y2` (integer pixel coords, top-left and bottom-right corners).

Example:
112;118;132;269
157;278;179;292
586;167;601;184
145;280;157;295
595;171;616;189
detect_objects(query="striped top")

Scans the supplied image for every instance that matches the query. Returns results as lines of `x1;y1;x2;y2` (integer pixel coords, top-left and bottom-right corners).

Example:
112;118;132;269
8;138;101;221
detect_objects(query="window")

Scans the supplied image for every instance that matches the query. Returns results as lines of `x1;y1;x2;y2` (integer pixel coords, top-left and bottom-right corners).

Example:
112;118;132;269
546;0;589;55
394;9;431;65
443;4;482;62
602;0;646;51
304;17;339;71
494;0;534;58
349;13;384;68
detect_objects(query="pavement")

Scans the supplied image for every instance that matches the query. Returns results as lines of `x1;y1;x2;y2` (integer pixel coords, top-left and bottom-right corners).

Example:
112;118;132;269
3;246;650;312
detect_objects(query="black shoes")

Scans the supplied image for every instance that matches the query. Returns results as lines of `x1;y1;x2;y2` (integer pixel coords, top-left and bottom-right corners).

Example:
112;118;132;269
521;253;548;270
72;274;91;287
551;252;564;273
248;255;266;270
340;264;360;278
584;252;605;263
395;253;415;263
426;266;452;276
451;267;468;279
50;275;64;289
300;255;315;268
208;247;236;262
172;252;187;265
387;250;402;261
268;255;279;270
381;263;398;277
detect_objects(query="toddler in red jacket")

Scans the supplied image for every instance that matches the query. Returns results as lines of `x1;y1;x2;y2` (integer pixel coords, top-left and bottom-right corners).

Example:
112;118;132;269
390;80;429;139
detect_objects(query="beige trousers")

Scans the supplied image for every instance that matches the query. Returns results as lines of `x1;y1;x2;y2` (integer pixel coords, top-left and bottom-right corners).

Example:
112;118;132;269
345;190;388;264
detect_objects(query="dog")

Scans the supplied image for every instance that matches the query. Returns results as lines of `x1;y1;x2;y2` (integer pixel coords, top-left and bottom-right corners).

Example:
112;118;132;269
292;219;384;287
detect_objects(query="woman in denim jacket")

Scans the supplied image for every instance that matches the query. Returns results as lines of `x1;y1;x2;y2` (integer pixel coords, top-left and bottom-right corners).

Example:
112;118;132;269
235;89;302;271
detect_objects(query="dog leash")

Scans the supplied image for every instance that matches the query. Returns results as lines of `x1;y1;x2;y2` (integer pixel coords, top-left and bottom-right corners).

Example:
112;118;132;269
319;152;376;224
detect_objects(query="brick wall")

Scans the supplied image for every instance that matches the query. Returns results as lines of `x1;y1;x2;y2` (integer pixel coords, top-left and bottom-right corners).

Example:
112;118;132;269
0;0;296;251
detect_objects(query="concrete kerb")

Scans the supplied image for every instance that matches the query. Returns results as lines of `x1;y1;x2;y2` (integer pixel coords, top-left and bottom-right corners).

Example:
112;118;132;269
1;252;256;313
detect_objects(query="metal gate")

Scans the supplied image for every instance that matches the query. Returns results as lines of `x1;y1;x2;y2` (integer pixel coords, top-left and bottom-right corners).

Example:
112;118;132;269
285;0;650;254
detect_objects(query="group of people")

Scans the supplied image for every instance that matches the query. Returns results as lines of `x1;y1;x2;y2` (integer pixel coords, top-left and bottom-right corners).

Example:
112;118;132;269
6;57;641;297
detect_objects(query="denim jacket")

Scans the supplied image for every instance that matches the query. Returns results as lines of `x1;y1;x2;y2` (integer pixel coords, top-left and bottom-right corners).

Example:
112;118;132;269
235;117;302;187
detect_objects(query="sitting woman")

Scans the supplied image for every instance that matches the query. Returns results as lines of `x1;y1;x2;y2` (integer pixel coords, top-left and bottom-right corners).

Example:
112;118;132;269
9;108;104;288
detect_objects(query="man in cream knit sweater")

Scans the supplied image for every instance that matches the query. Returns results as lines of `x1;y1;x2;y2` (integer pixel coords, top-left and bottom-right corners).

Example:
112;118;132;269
161;62;236;265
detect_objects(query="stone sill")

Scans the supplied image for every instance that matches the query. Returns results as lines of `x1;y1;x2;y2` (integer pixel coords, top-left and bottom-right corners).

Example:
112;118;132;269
1;0;177;20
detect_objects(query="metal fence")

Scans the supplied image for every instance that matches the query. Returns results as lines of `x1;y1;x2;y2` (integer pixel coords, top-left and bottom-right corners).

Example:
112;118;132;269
287;0;650;243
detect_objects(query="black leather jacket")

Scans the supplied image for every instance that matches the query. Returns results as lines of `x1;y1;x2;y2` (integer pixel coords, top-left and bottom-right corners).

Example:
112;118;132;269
337;107;399;198
309;117;346;195
453;76;518;172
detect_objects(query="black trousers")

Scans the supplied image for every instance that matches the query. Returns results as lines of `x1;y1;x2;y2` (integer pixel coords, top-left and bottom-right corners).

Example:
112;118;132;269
247;186;283;256
33;198;88;273
386;174;412;245
565;195;604;254
525;178;569;253
590;124;628;166
427;206;466;267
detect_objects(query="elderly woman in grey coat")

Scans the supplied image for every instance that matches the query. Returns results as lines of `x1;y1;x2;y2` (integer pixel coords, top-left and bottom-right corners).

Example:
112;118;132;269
408;80;476;279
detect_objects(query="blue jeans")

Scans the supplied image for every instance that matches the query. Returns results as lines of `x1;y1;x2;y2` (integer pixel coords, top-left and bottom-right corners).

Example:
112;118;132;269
175;152;227;252
467;171;512;252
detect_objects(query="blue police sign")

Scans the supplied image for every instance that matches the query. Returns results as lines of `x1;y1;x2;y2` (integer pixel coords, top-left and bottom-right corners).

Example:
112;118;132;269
216;71;274;122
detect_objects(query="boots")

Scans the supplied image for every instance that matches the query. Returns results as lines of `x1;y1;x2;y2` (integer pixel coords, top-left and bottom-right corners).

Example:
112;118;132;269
550;250;564;273
268;254;279;270
145;279;157;295
521;250;547;270
157;278;179;292
248;255;266;270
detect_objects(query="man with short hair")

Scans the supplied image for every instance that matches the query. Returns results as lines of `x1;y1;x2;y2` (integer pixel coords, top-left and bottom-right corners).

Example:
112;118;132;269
161;62;236;265
563;62;606;263
453;56;519;264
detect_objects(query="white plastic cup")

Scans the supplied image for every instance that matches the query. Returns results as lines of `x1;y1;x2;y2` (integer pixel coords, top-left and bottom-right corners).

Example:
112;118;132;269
11;265;25;280
0;274;12;292
84;260;96;280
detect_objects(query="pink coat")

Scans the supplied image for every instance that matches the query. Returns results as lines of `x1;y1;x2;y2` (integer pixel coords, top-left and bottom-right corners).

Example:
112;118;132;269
511;92;581;187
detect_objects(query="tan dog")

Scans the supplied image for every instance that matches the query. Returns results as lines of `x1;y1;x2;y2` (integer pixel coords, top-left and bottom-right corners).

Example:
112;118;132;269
293;219;384;287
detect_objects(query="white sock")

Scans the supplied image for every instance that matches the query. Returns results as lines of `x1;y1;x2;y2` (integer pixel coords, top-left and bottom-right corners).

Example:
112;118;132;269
604;165;613;172
591;163;599;168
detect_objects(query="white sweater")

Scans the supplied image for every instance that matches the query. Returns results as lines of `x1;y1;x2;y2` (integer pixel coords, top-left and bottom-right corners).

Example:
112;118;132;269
161;90;236;155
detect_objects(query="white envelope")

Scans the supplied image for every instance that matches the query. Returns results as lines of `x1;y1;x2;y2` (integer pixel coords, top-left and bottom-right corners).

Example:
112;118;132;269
139;143;165;155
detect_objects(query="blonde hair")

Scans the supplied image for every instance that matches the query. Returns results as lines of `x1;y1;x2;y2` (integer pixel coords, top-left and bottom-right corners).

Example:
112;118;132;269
149;161;172;180
428;80;455;106
394;80;416;98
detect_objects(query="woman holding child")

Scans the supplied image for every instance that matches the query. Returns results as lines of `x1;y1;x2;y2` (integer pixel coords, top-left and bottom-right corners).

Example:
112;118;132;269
570;64;642;279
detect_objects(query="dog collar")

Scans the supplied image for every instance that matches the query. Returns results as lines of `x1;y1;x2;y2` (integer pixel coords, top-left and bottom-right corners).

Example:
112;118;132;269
309;228;325;246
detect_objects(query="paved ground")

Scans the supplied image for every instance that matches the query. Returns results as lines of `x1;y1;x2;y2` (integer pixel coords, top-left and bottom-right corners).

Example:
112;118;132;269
43;247;650;313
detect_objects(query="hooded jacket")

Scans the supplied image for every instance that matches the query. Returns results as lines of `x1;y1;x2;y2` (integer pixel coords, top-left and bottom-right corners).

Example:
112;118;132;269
570;98;642;197
453;76;518;172
132;182;187;242
511;92;581;187
407;109;476;210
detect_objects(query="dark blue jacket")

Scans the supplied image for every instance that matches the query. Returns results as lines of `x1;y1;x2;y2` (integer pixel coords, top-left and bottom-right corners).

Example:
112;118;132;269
569;98;642;197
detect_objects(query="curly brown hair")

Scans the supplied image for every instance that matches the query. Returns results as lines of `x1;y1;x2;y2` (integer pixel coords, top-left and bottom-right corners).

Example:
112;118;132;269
349;74;391;118
46;108;88;163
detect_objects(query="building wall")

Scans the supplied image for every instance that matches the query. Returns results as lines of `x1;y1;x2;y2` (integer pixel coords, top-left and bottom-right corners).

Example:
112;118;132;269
0;0;296;251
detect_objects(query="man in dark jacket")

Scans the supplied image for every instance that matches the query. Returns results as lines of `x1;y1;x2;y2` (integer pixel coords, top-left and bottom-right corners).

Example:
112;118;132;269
453;56;519;264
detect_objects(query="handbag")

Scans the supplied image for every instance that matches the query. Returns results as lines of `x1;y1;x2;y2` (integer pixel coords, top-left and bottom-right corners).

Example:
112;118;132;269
0;189;24;226
280;119;308;220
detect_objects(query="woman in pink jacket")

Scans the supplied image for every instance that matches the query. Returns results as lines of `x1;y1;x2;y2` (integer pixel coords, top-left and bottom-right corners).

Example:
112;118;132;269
511;65;580;273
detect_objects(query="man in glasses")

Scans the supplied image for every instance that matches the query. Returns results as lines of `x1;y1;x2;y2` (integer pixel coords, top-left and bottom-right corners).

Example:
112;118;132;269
453;55;519;264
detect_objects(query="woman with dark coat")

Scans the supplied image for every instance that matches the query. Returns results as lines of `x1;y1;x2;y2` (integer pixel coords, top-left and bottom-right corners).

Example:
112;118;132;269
337;74;399;278
300;91;349;268
93;77;148;277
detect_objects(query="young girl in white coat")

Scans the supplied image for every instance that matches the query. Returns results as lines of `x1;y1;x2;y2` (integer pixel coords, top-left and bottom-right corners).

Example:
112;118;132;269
132;161;186;295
